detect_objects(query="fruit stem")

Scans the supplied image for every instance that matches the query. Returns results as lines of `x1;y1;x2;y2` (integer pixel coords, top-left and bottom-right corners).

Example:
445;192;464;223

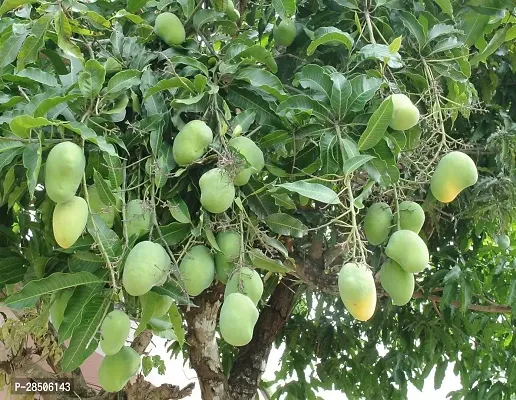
346;177;367;263
393;185;401;231
121;160;129;248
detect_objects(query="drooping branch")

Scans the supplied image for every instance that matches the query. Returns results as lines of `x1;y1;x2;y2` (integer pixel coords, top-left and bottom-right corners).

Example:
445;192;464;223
411;291;512;314
227;277;298;400
183;283;227;400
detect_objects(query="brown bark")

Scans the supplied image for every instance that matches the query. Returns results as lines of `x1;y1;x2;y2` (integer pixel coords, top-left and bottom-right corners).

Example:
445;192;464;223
184;283;227;400
227;277;298;400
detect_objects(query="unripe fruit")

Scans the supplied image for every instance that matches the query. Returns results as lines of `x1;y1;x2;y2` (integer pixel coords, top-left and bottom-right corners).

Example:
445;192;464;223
140;292;174;318
98;346;141;392
379;259;415;306
53;196;89;249
385;230;429;273
122;241;171;296
172;120;213;166
49;288;74;331
88;183;119;228
228;136;265;186
179;245;215;296
154;12;185;46
100;310;131;356
215;231;241;283
125;199;151;238
225;267;263;305
496;234;510;250
338;263;377;321
45;142;85;203
395;201;425;233
430;151;478;203
199;168;235;213
215;253;235;284
363;202;392;246
274;19;296;47
219;292;259;346
388;94;420;131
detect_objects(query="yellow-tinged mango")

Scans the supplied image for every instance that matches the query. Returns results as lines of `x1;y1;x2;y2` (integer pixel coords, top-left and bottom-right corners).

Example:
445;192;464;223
385;230;429;273
388;94;420;131
338;263;377;321
52;196;89;248
430;151;478;203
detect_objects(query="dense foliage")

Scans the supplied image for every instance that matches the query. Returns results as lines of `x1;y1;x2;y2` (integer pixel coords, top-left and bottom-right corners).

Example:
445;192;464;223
0;0;515;399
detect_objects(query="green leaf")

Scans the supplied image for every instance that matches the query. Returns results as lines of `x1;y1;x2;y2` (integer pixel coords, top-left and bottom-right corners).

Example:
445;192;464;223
144;77;195;99
23;142;42;199
16;67;59;86
9;116;53;138
68;252;104;274
235;45;278;74
459;11;490;47
429;37;463;54
86;215;122;258
166;55;209;76
272;193;296;209
17;14;52;71
159;222;190;245
33;94;79;118
330;73;351;120
470;26;509;66
103;153;123;189
136;292;157;336
236;68;287;101
434;0;453;16
261;235;289;258
276;95;331;122
360;44;403;68
193;9;224;30
127;0;150;13
307;27;354;55
293;64;333;101
0;0;37;15
277;181;340;204
168;303;185;348
204;228;221;251
64;121;117;156
151;280;191;305
248;249;290;273
399;11;426;49
426;24;459;42
105;69;141;98
93;169;118;209
358;97;393;150
168;198;191;224
341;155;375;176
272;0;296;19
0;257;27;290
345;76;383;113
1;272;105;309
0;32;29;68
54;10;84;61
78;59;106;98
60;295;111;372
265;213;308;238
0;148;24;173
227;87;283;127
58;285;102;342
231;110;255;133
434;360;448;389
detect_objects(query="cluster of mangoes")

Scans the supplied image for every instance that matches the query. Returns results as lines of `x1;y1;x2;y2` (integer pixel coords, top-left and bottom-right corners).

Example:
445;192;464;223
45;142;89;249
178;231;263;346
171;119;264;214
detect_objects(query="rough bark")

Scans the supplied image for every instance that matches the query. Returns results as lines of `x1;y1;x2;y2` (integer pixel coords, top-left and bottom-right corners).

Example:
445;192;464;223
184;283;227;400
227;277;298;400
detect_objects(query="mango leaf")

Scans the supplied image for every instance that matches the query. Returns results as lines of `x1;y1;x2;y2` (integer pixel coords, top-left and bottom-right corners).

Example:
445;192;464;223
105;69;141;98
0;32;29;68
235;45;278;74
235;68;287;101
93;169;118;209
166;56;209;76
261;235;289;258
265;213;308;238
293;64;333;101
248;249;290;273
272;0;296;19
0;257;27;290
272;193;296;209
0;148;24;173
231;110;255;133
64;121;117;156
330;73;351;120
470;26;509;66
434;0;453;16
168;303;185;348
0;0;38;15
427;24;459;42
60;295;111;372
276;95;332;122
68;252;104;274
33;94;79;118
228;87;283;127
17;67;59;86
160;222;190;245
58;284;102;342
193;9;224;30
151;280;191;305
277;181;340;204
358;97;393;150
399;11;426;49
429;37;463;54
434;360;448;389
103;153;123;189
9;116;54;138
127;0;150;13
307;27;353;55
78;59;106;98
144;77;195;99
54;10;83;60
1;272;105;309
341;155;375;176
345;76;383;113
17;14;52;71
360;44;403;68
168;198;191;223
458;11;489;47
23;142;42;199
136;292;157;336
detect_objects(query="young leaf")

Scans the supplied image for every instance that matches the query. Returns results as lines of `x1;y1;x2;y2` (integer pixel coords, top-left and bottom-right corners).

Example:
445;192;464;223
1;272;105;309
265;213;308;238
358;97;393;150
276;181;340;204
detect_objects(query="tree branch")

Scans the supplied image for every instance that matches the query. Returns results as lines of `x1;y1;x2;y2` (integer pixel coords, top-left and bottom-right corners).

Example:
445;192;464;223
227;277;298;400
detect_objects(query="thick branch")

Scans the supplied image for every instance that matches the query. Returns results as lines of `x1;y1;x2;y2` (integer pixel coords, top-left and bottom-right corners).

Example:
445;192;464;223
125;375;194;400
227;277;298;400
184;283;227;400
